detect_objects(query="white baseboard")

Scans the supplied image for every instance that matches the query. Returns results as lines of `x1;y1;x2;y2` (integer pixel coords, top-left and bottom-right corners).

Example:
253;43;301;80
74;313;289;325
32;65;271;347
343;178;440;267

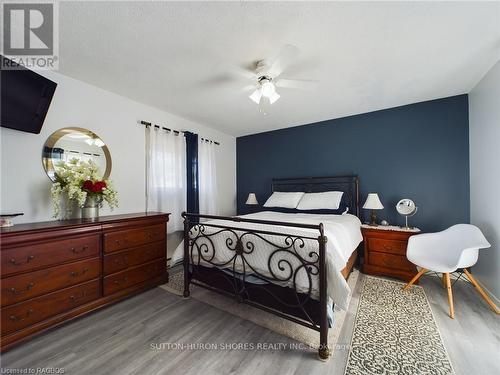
424;269;500;305
474;278;500;304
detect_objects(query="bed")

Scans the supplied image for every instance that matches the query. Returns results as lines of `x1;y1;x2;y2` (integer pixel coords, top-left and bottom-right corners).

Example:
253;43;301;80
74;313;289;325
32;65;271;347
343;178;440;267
174;175;362;359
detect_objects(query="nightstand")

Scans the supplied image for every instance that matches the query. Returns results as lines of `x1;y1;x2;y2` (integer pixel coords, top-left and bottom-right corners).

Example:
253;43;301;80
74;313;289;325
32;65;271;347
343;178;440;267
361;224;421;282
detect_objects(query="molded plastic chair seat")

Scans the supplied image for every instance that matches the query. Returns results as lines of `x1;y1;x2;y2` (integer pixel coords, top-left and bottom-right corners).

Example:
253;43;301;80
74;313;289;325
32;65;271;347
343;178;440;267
402;224;499;318
407;224;490;272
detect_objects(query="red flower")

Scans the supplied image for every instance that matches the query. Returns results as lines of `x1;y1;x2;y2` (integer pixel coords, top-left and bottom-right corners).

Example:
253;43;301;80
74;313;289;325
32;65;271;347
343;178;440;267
82;180;94;191
92;181;107;193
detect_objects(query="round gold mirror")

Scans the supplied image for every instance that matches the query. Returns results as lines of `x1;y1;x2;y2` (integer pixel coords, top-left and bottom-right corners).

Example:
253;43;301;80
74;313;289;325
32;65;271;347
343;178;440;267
42;127;111;182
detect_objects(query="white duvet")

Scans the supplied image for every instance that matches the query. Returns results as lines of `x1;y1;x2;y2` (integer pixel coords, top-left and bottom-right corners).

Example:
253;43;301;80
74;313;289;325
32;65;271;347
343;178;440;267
171;211;362;311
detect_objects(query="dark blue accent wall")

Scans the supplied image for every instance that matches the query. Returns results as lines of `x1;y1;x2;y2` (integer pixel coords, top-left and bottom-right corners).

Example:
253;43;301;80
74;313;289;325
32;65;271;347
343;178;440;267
237;95;470;232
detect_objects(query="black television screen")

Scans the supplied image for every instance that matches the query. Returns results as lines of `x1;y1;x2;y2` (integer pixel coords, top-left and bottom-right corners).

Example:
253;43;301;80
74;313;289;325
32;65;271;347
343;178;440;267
1;56;57;134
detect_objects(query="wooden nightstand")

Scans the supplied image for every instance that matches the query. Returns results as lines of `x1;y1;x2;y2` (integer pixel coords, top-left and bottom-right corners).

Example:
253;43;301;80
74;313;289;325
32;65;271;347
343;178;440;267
361;224;420;282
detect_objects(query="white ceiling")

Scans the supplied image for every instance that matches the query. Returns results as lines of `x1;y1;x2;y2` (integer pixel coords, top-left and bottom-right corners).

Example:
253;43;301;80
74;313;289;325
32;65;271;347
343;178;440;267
59;1;500;137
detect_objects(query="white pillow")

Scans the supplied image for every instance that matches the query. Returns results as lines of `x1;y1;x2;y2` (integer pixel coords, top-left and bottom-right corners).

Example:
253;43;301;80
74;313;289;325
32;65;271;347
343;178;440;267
263;192;305;209
296;191;344;210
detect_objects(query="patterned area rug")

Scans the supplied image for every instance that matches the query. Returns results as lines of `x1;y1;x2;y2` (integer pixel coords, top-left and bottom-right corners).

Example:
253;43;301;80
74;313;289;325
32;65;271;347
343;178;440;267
345;276;454;375
160;267;359;350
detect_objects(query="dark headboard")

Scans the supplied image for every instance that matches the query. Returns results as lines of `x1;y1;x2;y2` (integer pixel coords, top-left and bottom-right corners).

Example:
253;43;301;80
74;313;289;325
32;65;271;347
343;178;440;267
271;175;360;217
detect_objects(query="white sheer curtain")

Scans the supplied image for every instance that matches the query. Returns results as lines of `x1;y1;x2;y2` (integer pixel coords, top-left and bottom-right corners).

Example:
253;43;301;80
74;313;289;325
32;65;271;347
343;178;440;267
198;139;218;215
146;127;186;232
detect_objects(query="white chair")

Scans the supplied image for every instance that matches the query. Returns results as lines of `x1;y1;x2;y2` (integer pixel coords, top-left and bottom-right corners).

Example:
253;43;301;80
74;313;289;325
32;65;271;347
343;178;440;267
403;224;499;319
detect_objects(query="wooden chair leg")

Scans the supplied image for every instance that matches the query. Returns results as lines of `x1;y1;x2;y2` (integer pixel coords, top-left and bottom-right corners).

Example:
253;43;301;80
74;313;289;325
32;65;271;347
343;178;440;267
444;273;454;319
463;269;500;314
441;273;447;289
403;268;427;291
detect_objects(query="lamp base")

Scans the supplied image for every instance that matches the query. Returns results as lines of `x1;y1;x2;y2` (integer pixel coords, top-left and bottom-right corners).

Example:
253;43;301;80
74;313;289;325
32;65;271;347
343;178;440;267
399;225;414;230
369;210;378;226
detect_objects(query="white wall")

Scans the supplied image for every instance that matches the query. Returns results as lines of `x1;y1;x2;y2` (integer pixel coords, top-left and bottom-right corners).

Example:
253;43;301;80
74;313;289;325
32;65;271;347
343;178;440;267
0;71;237;225
469;60;500;299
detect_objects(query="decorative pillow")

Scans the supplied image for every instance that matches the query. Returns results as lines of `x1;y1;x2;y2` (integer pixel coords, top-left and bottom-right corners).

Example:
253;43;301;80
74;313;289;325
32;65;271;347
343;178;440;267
263;192;305;209
296;191;344;210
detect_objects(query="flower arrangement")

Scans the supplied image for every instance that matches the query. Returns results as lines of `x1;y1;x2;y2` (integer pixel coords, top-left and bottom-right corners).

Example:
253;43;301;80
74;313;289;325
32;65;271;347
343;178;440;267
51;159;118;218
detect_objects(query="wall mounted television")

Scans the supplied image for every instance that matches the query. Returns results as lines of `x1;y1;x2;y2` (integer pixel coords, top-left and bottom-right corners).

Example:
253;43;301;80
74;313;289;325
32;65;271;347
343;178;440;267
1;55;57;134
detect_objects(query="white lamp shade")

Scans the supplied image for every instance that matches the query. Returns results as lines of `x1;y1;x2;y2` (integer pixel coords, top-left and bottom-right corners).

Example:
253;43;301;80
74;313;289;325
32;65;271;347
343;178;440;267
245;193;259;205
363;193;384;210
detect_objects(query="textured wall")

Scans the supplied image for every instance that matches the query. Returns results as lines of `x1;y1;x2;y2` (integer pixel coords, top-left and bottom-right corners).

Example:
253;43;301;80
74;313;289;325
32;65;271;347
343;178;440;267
469;61;500;299
237;95;469;232
0;71;237;224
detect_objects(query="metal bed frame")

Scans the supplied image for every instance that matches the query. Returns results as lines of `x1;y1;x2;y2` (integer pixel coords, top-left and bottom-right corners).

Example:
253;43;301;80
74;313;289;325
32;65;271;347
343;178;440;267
182;175;359;360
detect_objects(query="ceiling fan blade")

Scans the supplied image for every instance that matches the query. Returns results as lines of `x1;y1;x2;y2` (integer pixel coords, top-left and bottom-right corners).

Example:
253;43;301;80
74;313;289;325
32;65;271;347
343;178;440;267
227;64;258;80
241;84;257;92
266;44;299;78
275;78;317;90
249;88;262;104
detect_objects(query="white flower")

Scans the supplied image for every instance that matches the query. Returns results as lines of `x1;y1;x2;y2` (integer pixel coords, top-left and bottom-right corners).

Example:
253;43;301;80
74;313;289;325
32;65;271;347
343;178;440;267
51;160;118;218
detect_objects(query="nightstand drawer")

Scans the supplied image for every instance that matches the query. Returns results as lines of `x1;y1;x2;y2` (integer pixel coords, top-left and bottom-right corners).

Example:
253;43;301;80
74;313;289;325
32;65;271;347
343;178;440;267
368;238;407;255
369;252;414;271
361;225;419;282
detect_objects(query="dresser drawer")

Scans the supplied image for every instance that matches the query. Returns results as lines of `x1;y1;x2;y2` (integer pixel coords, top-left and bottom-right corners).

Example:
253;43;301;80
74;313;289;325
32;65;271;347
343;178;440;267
369;252;415;271
1;258;101;306
103;224;165;253
103;241;165;275
367;238;407;255
1;235;100;277
1;279;100;335
103;258;165;295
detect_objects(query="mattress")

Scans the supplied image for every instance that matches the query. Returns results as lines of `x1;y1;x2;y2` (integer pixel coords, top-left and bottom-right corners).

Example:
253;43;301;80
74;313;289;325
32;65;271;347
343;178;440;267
171;211;362;311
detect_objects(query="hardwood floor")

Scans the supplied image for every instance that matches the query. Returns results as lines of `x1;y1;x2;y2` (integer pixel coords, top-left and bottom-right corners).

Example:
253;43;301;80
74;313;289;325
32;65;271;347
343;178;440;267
419;274;500;375
1;272;498;375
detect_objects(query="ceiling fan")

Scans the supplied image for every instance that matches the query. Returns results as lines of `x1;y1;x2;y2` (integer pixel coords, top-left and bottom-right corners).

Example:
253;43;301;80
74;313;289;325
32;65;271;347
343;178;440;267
230;44;316;114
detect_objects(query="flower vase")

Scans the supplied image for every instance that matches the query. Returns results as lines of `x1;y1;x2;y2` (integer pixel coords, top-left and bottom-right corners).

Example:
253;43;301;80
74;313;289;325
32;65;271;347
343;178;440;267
82;195;100;220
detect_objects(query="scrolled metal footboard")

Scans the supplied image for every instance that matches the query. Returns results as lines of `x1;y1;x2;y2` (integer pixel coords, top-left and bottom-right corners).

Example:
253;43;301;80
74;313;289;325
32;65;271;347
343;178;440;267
181;212;330;359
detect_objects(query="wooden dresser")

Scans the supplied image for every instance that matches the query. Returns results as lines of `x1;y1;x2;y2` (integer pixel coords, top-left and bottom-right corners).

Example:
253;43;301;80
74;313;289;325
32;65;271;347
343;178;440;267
0;212;169;351
361;225;420;282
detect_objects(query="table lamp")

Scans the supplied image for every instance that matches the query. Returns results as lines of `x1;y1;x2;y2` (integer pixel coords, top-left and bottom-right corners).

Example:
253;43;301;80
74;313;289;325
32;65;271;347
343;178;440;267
363;193;384;226
245;193;259;205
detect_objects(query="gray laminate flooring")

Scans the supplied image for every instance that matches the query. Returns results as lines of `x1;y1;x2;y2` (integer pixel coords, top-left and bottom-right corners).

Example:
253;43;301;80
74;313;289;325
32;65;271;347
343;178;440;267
1;273;498;375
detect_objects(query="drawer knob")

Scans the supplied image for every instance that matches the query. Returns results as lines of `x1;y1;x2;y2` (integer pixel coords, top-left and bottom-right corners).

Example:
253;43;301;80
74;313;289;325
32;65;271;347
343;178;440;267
70;268;89;277
114;256;128;264
114;276;128;285
71;246;89;254
9;309;34;322
383;245;393;250
70;291;88;301
9;255;35;266
10;282;35;295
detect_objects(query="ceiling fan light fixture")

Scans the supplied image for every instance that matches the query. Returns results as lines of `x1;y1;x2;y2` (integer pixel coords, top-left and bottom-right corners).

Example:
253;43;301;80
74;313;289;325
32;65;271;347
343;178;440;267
261;80;276;98
268;91;280;104
249;88;262;104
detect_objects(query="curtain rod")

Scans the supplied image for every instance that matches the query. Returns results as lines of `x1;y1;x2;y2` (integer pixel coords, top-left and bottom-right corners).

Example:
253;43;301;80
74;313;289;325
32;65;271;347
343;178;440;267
139;120;220;145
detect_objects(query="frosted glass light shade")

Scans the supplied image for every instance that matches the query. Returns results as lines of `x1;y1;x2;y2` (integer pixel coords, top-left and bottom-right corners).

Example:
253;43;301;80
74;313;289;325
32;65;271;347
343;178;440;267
245;193;259;205
363;193;384;210
249;89;262;104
